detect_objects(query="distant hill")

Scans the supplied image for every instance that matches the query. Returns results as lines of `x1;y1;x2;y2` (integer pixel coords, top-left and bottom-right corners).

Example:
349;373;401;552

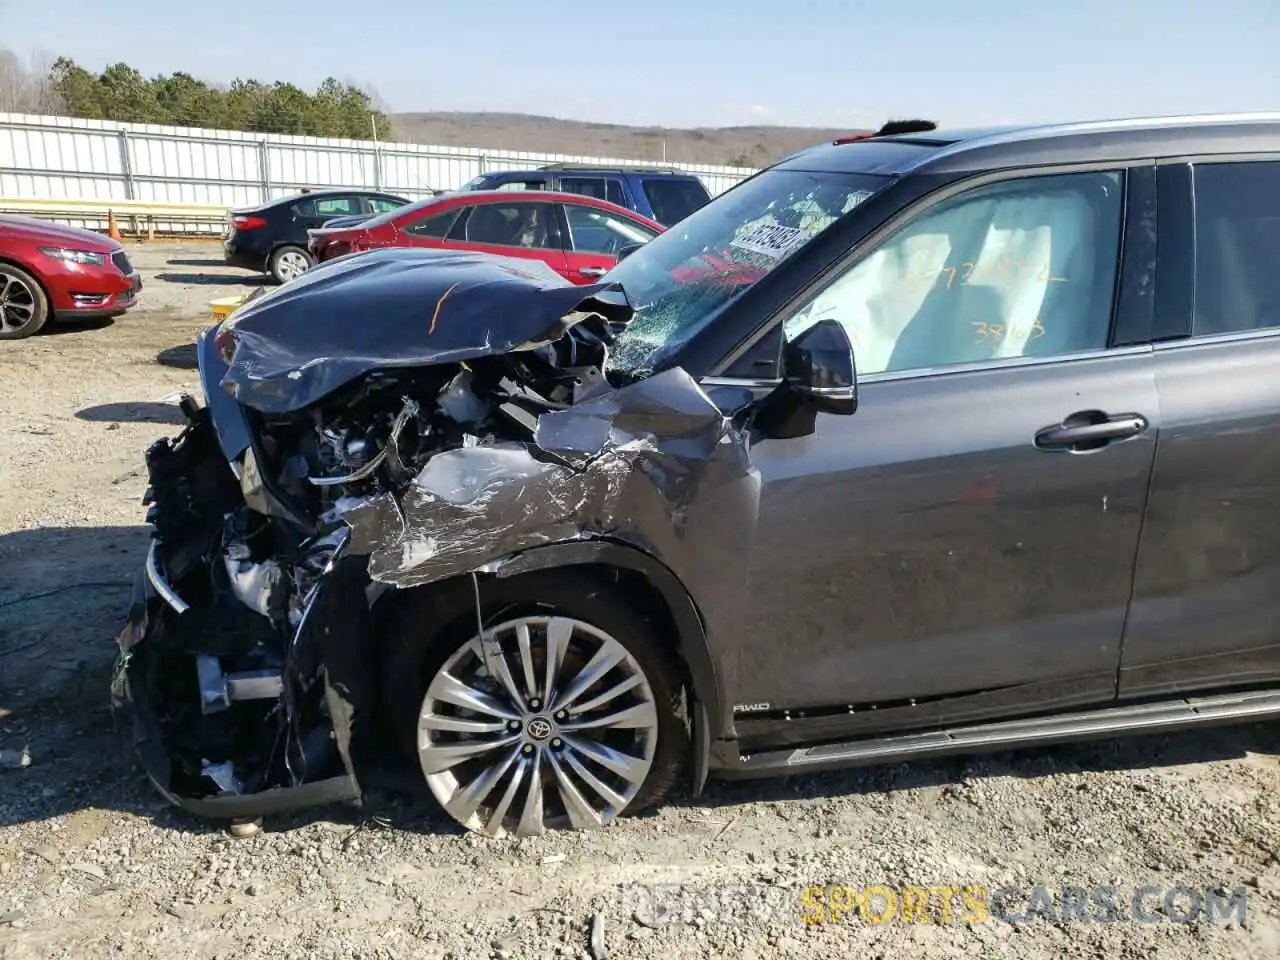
389;111;861;168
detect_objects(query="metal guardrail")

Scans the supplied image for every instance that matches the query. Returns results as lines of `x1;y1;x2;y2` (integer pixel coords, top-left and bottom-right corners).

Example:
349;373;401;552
0;196;228;236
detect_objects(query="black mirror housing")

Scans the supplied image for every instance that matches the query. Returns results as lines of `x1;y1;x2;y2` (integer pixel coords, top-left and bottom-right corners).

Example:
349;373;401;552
616;241;644;262
781;318;858;415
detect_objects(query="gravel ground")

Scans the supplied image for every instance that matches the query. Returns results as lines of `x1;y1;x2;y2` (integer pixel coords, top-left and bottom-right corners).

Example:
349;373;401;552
2;242;1280;959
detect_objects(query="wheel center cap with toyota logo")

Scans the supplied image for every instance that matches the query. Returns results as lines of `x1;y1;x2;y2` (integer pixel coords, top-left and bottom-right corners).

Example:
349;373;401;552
525;717;553;741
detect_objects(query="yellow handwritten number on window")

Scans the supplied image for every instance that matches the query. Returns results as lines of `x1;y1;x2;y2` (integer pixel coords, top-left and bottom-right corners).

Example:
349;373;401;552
908;260;1068;287
973;320;1046;342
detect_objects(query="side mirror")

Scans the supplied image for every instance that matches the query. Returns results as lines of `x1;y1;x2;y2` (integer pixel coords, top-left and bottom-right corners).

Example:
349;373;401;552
781;318;858;415
616;241;645;262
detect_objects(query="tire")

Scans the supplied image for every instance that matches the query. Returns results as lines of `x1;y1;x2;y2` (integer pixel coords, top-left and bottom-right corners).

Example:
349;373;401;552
382;572;689;837
267;245;313;285
0;263;50;340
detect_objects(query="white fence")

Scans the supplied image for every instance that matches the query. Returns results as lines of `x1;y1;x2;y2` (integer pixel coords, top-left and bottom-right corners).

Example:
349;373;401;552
0;113;757;232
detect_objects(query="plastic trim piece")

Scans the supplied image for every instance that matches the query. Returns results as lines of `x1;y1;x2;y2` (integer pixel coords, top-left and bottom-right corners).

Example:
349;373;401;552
145;539;189;615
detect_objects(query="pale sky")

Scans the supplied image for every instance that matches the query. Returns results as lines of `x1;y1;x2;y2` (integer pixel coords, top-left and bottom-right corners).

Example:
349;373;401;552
1;0;1276;128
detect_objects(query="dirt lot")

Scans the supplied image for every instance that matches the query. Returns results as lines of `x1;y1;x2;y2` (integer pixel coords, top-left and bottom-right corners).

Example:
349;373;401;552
2;242;1280;960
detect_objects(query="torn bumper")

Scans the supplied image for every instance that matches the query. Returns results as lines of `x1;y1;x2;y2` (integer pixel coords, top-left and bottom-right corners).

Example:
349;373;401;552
113;563;361;818
113;601;360;819
112;415;363;819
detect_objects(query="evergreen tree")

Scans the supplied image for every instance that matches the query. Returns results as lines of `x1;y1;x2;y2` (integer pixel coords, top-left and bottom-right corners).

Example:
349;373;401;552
41;58;390;138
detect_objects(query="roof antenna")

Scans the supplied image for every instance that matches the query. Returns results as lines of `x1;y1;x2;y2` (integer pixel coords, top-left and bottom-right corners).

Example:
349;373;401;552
874;119;938;136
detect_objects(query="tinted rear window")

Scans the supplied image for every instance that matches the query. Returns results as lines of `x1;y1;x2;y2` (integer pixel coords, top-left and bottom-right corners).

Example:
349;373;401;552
1192;160;1280;336
368;196;408;213
560;176;627;208
641;178;711;226
297;196;362;217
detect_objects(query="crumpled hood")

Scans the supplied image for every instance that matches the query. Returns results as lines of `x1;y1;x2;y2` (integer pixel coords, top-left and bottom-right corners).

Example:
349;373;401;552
218;247;633;414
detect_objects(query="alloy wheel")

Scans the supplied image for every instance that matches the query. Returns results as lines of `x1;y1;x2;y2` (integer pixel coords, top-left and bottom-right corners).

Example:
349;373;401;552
0;273;37;334
417;615;659;838
277;250;310;282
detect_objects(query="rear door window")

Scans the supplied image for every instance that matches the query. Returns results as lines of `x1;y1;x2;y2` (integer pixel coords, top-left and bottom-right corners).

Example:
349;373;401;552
1191;161;1280;336
402;207;463;238
640;177;711;225
301;196;363;218
559;177;628;208
560;177;606;199
560;176;603;198
605;179;627;208
458;201;558;248
367;196;406;213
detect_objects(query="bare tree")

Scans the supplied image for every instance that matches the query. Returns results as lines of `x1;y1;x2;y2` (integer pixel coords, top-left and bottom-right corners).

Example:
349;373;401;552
339;75;396;140
0;49;25;111
0;48;65;115
341;75;390;114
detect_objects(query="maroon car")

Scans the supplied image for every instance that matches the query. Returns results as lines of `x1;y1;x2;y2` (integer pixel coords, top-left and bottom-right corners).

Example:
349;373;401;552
0;215;142;340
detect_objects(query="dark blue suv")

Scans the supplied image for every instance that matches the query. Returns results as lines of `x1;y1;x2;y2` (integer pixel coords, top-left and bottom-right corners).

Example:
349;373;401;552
459;163;711;226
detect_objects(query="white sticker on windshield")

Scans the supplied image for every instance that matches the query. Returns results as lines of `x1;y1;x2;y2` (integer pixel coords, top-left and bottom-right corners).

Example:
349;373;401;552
730;223;808;259
843;189;874;212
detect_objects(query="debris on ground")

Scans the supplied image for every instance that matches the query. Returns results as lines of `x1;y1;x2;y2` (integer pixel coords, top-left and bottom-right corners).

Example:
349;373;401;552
589;912;607;960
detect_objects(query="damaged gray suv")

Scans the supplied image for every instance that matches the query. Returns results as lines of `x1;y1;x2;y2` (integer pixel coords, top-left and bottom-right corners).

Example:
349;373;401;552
117;113;1280;837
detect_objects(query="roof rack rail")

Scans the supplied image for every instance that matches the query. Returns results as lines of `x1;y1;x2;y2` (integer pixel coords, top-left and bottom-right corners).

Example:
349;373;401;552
535;161;687;173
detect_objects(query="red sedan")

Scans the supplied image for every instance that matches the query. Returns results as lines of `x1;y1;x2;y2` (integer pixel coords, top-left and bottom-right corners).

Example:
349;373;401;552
308;190;663;284
0;215;142;340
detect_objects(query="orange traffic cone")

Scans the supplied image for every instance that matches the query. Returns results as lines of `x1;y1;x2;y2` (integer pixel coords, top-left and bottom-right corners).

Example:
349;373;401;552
107;210;122;242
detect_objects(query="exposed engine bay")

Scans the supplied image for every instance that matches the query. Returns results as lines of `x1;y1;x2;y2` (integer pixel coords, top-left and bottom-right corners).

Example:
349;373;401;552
113;249;764;819
269;333;609;521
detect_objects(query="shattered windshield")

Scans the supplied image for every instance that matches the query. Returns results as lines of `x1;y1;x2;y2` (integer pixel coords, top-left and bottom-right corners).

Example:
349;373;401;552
605;169;890;376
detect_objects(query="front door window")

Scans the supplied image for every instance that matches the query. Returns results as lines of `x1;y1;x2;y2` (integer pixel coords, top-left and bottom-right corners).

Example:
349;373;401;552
783;171;1125;375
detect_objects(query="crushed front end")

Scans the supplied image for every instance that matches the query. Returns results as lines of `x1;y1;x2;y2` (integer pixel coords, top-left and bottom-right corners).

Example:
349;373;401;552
113;248;761;821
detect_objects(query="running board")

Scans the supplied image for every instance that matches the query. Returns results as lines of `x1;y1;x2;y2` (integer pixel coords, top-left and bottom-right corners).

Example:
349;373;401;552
724;689;1280;777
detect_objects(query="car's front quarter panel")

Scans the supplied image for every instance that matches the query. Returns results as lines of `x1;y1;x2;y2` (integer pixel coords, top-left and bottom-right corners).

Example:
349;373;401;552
333;370;767;742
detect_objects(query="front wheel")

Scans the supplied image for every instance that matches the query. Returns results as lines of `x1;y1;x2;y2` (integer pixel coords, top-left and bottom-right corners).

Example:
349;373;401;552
267;245;313;284
395;582;689;838
0;263;49;340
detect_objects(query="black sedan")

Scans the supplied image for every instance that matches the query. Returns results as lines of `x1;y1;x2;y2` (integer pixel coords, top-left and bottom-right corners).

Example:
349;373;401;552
223;189;411;283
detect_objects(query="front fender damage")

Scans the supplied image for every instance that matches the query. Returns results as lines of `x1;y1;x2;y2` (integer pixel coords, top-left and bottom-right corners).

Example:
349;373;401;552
340;366;760;782
343;367;758;592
